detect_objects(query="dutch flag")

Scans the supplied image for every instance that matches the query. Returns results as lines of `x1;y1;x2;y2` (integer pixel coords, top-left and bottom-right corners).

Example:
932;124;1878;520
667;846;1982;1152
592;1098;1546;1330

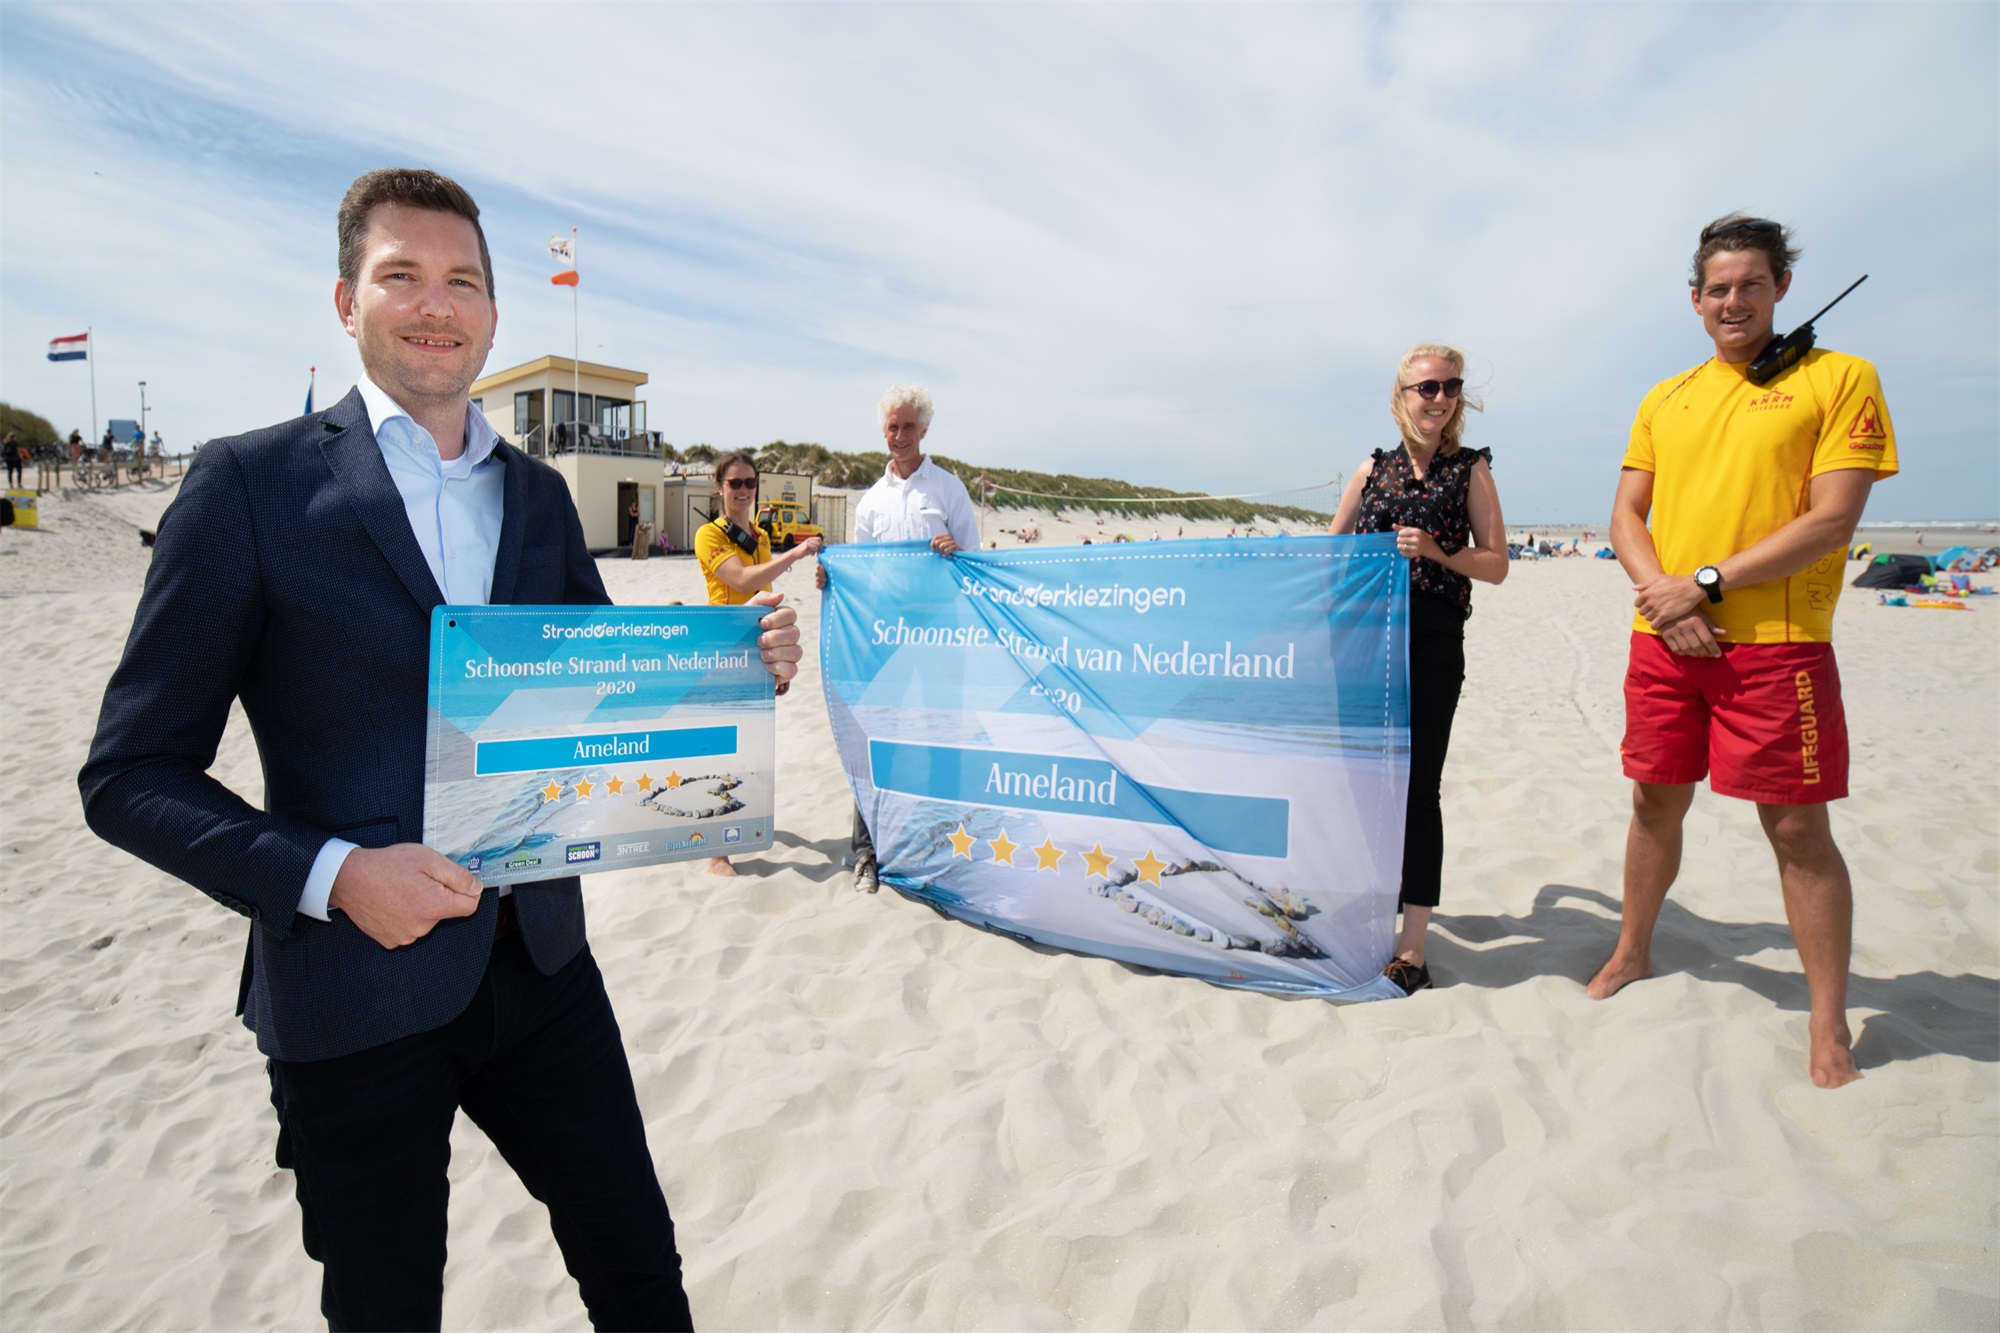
47;333;89;362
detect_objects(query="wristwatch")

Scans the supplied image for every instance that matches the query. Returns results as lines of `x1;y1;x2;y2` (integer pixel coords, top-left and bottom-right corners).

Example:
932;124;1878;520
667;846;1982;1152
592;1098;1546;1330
1693;565;1724;603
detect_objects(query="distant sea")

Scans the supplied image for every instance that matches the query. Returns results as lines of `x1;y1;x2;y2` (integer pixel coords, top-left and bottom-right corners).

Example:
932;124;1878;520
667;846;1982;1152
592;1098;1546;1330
1514;520;1999;558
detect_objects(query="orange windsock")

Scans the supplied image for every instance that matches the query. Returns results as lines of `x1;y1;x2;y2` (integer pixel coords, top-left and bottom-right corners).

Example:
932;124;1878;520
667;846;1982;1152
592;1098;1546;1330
551;270;580;287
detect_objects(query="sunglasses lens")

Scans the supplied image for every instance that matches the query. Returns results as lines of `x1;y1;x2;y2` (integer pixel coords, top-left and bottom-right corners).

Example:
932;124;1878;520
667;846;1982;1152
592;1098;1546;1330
1442;378;1463;399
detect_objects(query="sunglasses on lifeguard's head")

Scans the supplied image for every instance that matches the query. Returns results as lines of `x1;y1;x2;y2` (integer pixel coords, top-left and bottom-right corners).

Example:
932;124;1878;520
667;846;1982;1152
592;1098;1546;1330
1401;378;1463;401
1700;217;1782;244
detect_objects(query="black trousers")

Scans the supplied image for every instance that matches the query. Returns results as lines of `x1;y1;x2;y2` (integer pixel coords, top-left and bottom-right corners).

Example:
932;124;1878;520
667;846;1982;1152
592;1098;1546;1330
853;802;875;861
1402;595;1467;909
266;933;692;1332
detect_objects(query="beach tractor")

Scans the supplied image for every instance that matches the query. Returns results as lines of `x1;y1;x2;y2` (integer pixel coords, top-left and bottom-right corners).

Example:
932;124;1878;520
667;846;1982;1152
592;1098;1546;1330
756;501;823;551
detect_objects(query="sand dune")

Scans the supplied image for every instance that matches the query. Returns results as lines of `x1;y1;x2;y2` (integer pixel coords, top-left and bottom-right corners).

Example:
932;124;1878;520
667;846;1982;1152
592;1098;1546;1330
2;477;1994;1329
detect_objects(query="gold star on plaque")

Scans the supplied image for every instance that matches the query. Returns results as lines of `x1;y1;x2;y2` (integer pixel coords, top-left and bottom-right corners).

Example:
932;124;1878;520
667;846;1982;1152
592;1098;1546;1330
1033;837;1064;871
988;830;1019;865
540;780;564;803
1134;849;1166;885
573;777;594;799
605;775;625;795
948;824;975;858
636;773;655;792
666;770;684;789
1082;843;1115;878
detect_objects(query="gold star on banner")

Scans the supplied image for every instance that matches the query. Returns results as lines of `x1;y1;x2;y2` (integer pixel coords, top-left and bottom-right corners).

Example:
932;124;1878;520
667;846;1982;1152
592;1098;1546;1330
540;780;564;803
988;831;1019;865
1082;843;1115;878
1134;849;1166;885
636;773;655;792
1033;837;1064;871
605;775;625;796
948;825;975;858
666;770;684;789
573;777;594;799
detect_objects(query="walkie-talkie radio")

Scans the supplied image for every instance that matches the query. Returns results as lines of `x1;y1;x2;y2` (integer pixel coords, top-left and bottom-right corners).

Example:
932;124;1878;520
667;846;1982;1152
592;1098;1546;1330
1746;274;1868;385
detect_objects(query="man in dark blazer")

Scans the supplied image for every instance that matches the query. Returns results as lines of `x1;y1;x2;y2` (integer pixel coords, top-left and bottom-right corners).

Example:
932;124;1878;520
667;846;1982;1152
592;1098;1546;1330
78;168;800;1331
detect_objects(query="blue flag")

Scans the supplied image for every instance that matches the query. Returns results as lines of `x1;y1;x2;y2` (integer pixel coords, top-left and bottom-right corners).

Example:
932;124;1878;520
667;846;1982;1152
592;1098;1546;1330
820;534;1411;999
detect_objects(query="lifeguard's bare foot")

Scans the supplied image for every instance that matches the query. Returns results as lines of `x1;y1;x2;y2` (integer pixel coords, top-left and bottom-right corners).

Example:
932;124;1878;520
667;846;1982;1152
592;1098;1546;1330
1586;949;1652;999
1809;1021;1863;1088
706;857;737;877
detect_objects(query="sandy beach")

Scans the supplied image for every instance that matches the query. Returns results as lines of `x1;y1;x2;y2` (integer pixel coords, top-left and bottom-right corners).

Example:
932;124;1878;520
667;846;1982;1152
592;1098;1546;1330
2;477;1994;1329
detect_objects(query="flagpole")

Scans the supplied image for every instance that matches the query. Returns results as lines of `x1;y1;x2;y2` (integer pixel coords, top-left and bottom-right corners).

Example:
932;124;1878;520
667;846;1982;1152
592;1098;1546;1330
571;227;579;435
88;325;98;443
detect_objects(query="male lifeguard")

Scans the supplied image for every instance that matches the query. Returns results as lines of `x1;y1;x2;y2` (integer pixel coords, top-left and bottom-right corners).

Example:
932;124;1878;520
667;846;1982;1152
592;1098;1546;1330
1588;214;1897;1089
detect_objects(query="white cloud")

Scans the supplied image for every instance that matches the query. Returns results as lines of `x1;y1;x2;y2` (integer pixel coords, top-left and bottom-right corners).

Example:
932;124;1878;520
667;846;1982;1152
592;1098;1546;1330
2;2;1993;517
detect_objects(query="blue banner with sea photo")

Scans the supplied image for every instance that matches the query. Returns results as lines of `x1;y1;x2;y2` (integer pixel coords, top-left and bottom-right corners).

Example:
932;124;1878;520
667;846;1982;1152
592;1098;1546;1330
425;604;775;886
819;534;1411;1000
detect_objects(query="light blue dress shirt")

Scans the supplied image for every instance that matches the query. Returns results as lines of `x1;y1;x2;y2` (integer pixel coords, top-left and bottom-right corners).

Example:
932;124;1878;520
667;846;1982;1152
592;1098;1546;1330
297;379;507;922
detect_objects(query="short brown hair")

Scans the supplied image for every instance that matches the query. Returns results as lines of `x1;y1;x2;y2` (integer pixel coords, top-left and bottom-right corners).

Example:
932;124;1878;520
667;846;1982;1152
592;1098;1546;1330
337;168;494;295
1690;213;1799;289
711;451;758;487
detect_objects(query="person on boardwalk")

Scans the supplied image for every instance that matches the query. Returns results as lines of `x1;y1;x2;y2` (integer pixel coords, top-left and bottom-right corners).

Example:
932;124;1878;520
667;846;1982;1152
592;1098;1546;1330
695;449;822;875
1331;344;1507;994
816;384;978;892
78;167;802;1329
1587;214;1898;1089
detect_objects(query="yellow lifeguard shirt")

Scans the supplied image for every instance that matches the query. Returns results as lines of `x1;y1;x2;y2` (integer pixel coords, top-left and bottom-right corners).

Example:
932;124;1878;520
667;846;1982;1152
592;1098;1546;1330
1624;348;1898;644
694;518;771;607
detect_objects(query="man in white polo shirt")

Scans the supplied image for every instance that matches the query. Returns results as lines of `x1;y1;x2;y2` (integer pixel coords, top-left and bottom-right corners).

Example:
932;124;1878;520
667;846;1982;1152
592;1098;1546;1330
820;383;979;890
853;384;979;549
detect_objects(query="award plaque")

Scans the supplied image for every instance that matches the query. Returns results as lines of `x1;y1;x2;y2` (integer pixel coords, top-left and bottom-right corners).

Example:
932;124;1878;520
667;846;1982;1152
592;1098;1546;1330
425;605;774;884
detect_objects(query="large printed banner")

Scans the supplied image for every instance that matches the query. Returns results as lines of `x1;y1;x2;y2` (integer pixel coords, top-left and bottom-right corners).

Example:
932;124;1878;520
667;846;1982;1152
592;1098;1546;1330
821;534;1410;999
426;605;774;885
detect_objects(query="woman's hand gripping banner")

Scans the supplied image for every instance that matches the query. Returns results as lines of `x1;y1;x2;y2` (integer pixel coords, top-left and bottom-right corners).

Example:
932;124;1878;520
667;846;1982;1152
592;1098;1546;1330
820;533;1410;999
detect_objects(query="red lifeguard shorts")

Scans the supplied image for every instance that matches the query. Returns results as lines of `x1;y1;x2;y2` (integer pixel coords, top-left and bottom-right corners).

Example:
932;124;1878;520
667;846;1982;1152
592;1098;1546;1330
1621;633;1848;804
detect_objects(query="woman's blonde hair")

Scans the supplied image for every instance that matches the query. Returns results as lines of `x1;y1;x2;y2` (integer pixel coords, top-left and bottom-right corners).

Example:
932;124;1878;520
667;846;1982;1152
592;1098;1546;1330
1389;343;1482;456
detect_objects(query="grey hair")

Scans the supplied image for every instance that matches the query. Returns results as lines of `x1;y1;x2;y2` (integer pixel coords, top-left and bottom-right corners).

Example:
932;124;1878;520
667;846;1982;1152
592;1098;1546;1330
877;384;934;430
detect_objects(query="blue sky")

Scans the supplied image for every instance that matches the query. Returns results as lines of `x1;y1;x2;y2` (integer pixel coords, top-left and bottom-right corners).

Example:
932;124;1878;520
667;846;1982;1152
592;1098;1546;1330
2;3;1994;520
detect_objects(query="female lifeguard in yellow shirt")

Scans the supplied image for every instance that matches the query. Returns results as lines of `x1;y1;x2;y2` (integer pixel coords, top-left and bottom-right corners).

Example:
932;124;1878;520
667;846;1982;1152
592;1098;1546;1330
693;451;821;875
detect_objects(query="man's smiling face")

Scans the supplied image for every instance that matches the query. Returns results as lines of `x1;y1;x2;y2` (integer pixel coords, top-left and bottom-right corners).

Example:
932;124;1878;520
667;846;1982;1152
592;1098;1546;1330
1692;248;1791;363
881;403;928;472
335;202;496;413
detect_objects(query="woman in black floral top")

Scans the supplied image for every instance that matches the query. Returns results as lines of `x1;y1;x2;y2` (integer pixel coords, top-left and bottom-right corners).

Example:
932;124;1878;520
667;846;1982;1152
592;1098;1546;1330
1331;343;1509;995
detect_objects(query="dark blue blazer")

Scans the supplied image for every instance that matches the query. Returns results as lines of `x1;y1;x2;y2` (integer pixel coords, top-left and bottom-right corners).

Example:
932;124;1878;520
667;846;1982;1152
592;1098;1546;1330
79;388;608;1062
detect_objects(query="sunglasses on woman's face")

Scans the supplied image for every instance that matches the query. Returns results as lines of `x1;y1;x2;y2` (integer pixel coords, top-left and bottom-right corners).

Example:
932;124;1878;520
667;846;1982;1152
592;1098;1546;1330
1401;378;1464;401
723;477;759;491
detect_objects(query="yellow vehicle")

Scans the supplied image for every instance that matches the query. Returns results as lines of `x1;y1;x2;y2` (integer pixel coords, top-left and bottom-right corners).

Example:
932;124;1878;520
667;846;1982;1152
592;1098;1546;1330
756;501;823;551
